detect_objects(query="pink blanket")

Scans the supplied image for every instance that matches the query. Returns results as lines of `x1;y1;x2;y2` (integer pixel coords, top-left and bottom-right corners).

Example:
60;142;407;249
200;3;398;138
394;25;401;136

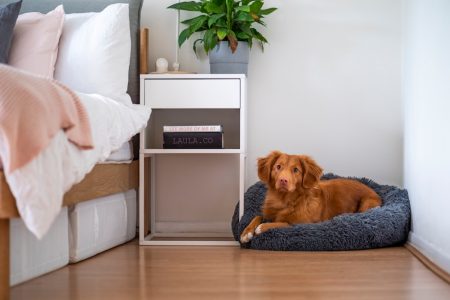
0;64;93;174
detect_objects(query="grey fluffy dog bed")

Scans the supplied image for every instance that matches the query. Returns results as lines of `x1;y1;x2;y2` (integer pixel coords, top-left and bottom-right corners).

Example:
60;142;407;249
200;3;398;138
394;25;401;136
231;174;411;251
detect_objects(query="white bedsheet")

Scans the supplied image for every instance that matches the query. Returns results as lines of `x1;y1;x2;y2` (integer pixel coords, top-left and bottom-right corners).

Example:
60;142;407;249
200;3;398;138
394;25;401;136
3;93;150;239
104;141;133;163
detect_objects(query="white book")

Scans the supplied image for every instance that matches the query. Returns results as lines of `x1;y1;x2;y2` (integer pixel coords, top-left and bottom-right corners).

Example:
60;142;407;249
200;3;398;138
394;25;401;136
163;125;223;133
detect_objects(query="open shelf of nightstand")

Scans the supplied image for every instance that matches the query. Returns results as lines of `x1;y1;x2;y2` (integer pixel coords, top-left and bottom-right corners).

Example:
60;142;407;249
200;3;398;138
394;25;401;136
139;74;246;246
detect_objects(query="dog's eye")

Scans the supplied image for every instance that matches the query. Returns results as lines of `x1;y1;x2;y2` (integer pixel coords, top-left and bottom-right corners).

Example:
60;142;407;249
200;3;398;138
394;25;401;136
276;164;281;170
293;167;299;173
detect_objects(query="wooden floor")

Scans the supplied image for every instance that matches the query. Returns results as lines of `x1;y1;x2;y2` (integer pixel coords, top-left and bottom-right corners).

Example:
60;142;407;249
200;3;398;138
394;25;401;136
11;241;450;300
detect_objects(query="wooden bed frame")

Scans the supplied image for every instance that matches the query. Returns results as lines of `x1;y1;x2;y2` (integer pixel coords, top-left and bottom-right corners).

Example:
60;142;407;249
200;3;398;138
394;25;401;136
0;160;149;299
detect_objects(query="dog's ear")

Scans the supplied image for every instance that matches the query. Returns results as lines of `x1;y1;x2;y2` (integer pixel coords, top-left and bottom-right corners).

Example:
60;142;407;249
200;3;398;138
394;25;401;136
300;156;323;188
257;151;282;183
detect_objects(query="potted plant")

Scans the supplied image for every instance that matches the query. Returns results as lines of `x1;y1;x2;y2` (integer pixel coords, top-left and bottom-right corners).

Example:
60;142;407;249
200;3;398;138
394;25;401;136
168;0;277;75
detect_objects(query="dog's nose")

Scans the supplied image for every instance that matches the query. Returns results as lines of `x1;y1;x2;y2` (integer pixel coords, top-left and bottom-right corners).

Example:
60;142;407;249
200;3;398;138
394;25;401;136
279;178;288;185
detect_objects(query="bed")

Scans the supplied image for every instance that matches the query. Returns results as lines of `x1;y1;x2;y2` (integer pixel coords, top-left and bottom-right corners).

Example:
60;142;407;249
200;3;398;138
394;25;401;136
0;0;147;298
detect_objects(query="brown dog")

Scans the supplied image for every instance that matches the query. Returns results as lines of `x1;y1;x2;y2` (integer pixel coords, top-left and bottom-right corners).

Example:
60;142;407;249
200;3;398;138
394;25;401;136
240;151;382;243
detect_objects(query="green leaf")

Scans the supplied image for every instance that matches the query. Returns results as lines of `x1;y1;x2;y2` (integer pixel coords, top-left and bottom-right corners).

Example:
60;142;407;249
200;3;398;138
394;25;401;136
238;23;252;36
204;2;223;14
215;18;227;28
210;34;218;51
257;19;266;26
208;13;225;27
217;28;228;40
242;0;251;5
235;11;254;22
212;0;225;6
203;29;216;53
250;1;263;14
192;38;203;57
247;37;253;48
178;27;192;47
167;1;202;12
235;5;250;12
251;28;268;43
260;7;277;15
236;31;250;40
181;15;207;25
189;15;208;33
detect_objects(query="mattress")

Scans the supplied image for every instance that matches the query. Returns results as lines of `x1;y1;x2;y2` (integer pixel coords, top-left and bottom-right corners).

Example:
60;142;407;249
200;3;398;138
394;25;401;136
68;189;137;263
10;207;69;286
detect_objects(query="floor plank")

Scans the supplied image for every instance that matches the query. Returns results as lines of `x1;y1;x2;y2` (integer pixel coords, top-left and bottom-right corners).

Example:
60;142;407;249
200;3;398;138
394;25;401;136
11;241;450;300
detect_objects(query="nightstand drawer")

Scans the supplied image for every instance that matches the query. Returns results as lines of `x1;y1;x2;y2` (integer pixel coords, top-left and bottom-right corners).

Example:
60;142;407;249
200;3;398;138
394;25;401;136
144;78;240;108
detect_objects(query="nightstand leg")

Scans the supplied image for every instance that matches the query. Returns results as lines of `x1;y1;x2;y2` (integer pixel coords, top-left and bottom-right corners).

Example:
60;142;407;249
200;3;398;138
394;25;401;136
144;158;150;235
150;155;156;236
139;155;152;242
239;153;245;219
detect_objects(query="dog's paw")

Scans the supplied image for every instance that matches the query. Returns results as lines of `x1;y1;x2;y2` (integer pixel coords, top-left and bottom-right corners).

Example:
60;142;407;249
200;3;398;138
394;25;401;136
240;231;254;244
255;224;264;235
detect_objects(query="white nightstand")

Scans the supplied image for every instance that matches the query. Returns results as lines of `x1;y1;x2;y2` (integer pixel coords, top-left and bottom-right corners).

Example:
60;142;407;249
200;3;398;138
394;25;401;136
139;74;246;246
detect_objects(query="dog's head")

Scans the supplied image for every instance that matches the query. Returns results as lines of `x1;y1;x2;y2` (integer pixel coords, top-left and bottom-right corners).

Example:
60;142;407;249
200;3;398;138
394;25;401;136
258;151;323;193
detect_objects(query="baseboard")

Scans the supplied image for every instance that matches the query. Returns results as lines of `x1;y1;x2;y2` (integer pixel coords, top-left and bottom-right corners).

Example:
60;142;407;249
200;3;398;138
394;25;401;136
406;234;450;284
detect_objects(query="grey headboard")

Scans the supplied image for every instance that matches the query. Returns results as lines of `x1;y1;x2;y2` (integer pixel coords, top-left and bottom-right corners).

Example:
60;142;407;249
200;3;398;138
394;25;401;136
0;0;143;105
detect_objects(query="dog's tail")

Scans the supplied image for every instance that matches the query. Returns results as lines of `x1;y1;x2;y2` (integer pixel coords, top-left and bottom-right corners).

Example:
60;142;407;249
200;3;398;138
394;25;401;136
358;195;382;212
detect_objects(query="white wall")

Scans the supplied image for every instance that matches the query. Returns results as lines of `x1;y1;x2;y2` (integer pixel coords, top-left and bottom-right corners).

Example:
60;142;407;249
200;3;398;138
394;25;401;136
141;0;403;187
403;0;450;273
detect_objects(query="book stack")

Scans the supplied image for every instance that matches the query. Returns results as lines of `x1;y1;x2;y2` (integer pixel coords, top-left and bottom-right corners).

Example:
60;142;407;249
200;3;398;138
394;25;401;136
163;125;224;149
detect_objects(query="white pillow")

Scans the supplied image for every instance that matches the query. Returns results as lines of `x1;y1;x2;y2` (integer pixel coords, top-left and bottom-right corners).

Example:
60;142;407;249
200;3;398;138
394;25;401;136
54;4;131;104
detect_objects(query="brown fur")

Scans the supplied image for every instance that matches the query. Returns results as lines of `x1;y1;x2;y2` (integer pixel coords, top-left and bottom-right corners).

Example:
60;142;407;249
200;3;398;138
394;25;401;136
240;151;382;243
